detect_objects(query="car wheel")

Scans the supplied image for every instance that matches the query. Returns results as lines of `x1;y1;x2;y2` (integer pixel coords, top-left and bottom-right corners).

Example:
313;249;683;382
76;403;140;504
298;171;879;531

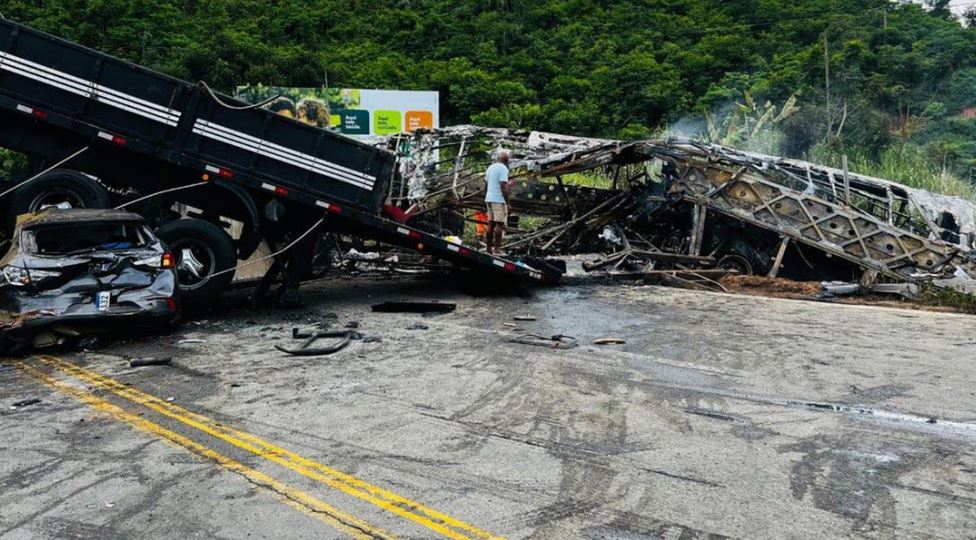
156;219;237;310
9;169;110;226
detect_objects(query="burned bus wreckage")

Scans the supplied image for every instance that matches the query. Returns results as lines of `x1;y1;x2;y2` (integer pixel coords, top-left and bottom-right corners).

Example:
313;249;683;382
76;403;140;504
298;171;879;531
376;126;976;296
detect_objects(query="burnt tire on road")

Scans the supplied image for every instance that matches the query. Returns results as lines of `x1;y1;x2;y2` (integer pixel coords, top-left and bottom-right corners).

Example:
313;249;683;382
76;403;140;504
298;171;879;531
156;219;236;311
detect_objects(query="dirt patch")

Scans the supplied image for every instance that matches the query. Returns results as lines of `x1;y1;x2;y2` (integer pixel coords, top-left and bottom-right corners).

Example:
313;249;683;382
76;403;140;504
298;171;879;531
832;296;964;314
720;275;823;299
719;275;970;314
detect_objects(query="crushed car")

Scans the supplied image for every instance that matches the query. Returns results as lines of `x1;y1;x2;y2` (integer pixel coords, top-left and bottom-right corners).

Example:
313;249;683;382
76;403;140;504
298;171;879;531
0;209;179;352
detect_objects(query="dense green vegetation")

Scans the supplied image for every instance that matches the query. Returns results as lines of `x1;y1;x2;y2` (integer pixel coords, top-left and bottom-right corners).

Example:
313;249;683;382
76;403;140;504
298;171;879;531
3;1;976;197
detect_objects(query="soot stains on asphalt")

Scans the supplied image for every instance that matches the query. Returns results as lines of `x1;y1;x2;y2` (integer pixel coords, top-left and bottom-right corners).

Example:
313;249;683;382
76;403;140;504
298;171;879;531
779;434;950;533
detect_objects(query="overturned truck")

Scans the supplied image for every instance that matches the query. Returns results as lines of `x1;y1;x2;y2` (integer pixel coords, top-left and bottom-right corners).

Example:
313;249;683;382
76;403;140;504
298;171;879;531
378;126;976;292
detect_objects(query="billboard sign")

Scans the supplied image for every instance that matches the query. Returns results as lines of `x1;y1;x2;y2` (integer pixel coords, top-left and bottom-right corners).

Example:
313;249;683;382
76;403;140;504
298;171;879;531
235;85;439;137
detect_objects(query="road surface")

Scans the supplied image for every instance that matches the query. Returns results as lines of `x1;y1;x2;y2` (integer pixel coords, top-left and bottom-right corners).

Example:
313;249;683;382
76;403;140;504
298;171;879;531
2;277;974;538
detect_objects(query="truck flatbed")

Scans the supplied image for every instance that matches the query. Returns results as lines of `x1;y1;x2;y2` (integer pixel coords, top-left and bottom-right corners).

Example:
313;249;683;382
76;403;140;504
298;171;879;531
0;18;560;302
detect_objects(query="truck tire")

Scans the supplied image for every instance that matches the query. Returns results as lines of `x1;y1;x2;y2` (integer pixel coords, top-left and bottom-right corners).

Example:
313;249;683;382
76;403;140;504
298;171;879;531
156;219;237;310
10;169;110;223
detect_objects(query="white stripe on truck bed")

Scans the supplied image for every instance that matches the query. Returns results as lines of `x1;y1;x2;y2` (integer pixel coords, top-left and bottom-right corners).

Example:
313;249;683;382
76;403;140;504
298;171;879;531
192;120;375;190
0;51;182;126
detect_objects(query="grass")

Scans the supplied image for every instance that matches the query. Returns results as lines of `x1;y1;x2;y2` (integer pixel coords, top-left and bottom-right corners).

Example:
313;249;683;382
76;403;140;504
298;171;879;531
0;149;27;182
554;172;615;189
916;283;976;314
810;144;976;202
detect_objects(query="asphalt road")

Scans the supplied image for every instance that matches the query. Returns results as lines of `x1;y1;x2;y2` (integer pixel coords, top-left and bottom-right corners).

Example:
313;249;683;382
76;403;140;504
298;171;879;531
2;276;975;539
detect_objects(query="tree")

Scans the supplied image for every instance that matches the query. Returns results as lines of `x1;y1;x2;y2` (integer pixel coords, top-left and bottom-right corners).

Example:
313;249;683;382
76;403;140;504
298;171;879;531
2;0;976;181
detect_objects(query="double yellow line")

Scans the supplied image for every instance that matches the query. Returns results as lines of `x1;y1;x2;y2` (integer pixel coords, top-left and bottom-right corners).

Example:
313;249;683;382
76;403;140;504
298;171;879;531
18;356;503;540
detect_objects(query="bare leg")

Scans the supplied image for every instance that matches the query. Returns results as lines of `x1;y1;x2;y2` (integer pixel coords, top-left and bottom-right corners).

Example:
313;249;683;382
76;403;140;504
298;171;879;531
485;222;495;254
492;223;504;254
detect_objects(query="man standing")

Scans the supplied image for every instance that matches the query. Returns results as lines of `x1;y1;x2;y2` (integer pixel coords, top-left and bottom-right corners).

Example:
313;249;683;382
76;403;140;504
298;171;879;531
484;150;511;255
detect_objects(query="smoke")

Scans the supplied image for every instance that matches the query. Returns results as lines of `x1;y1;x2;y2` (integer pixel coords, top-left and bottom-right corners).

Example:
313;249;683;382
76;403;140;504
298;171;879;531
665;100;740;141
666;114;709;140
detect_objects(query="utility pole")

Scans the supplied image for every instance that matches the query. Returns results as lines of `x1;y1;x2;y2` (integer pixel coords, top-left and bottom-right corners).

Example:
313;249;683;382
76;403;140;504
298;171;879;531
824;32;830;116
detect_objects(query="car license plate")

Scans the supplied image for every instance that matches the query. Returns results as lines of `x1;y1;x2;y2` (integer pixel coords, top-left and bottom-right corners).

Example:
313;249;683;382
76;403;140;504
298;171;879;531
95;291;111;312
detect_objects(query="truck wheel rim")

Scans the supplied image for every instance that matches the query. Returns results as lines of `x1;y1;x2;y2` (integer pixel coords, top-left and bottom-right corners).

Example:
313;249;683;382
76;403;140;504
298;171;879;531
29;189;86;211
169;240;216;290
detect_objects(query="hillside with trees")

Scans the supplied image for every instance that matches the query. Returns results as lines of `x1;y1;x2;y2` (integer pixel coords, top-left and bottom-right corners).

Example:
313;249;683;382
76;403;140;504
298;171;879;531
3;0;976;196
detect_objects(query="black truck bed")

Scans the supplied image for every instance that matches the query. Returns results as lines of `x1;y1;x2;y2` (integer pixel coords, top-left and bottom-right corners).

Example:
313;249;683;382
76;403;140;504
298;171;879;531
0;18;561;284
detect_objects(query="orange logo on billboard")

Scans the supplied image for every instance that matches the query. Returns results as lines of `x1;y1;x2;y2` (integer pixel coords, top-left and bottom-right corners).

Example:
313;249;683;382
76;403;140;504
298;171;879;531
405;111;434;132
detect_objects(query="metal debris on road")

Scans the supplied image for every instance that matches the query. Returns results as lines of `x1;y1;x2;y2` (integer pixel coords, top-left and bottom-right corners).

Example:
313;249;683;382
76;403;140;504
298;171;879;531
371;301;457;314
10;398;41;409
593;337;626;345
509;333;579;349
275;328;354;356
129;357;173;368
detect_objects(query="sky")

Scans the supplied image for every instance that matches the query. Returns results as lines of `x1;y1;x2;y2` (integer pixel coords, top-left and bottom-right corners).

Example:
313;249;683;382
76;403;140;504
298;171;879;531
907;0;973;16
950;0;971;15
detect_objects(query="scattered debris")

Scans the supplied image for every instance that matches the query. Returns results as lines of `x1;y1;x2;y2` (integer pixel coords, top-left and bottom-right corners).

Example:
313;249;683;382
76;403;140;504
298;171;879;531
509;333;579;349
821;281;920;299
275;328;354;356
10;398;41;409
406;323;429;330
378;126;976;304
344;248;381;261
371;301;457;314
129;357;173;368
821;282;860;296
177;338;206;345
513;315;537;321
77;336;103;350
593;337;626;345
344;321;360;329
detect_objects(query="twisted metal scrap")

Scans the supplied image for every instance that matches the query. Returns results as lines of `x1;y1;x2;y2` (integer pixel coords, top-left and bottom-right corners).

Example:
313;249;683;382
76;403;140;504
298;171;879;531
375;127;976;283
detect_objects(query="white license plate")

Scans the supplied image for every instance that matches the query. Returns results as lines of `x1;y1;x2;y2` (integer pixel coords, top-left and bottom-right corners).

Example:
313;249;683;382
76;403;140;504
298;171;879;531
95;291;111;312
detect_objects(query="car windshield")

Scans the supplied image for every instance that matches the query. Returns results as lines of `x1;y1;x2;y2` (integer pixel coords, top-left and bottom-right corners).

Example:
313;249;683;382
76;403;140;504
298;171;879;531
25;222;152;255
